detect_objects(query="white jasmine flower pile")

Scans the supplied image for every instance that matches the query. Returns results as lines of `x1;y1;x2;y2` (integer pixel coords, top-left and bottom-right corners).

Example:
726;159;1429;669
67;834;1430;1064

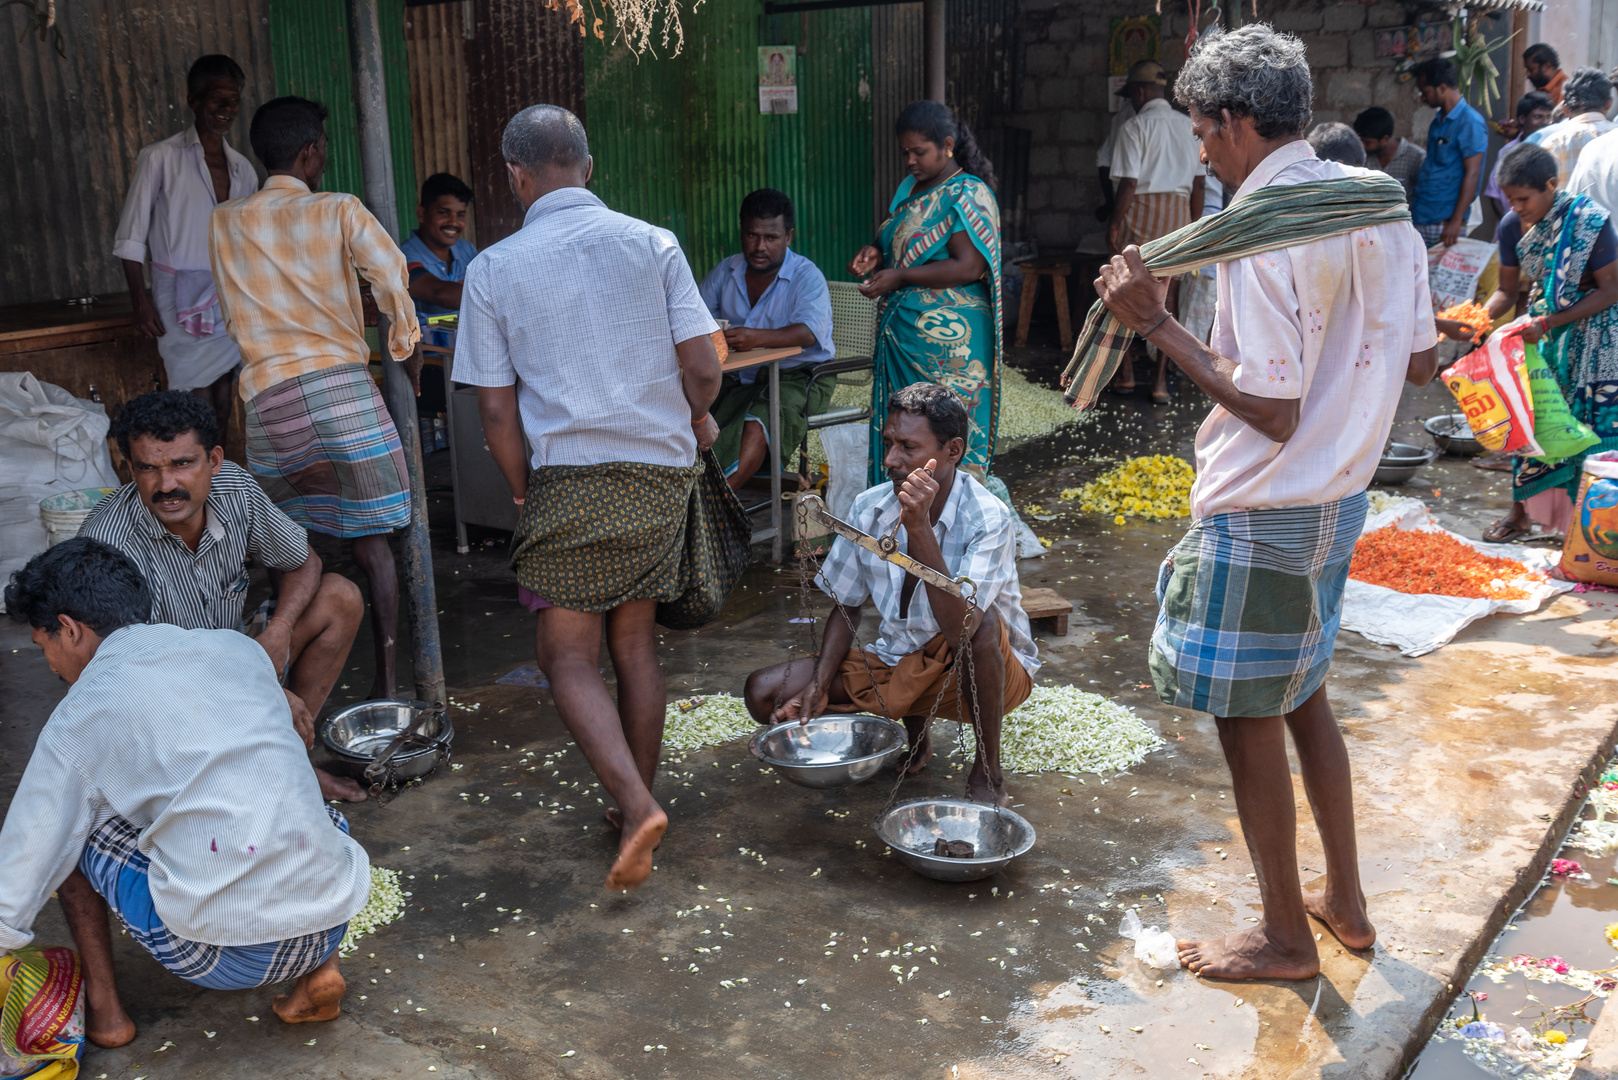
663;694;758;751
957;685;1164;775
340;866;406;956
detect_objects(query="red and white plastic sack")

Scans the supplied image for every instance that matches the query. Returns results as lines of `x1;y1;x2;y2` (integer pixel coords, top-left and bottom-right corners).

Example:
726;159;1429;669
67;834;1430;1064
1443;317;1545;458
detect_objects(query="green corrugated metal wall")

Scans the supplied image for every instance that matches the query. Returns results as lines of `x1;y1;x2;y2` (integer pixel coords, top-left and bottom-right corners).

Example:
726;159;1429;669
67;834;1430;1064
267;0;417;239
584;1;873;284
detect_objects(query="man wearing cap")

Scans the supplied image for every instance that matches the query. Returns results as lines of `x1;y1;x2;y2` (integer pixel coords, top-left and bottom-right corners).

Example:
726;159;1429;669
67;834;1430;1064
1108;59;1205;402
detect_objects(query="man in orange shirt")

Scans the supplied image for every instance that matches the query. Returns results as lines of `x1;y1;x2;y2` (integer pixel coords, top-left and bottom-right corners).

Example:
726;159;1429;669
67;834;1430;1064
211;96;422;701
1525;43;1567;108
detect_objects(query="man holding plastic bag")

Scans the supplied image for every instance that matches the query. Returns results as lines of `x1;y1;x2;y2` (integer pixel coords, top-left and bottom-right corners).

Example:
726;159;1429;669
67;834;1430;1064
1474;143;1618;542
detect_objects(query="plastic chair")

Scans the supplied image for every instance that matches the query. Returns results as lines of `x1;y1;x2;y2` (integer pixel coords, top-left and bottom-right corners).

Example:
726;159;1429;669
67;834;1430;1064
797;282;877;478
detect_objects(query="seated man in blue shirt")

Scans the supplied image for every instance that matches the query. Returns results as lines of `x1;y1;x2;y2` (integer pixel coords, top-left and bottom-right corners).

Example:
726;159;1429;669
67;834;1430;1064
399;172;478;347
698;188;836;492
1411;57;1488;248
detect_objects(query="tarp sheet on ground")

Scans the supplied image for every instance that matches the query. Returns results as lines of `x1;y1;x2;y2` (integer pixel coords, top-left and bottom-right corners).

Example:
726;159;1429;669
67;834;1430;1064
1340;498;1575;657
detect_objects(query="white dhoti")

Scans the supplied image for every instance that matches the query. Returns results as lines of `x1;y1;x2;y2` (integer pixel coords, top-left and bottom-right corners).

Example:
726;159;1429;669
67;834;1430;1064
151;270;241;391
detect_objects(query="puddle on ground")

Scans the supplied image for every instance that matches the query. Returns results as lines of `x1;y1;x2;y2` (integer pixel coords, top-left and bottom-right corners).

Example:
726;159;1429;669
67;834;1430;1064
1407;765;1618;1079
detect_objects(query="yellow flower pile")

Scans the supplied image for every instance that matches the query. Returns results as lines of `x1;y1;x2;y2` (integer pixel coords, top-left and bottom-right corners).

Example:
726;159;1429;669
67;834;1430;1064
1061;455;1195;521
1606;922;1618;947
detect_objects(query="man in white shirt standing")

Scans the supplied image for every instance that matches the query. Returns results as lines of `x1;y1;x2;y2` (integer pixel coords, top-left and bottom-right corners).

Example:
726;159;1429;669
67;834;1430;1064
0;539;371;1046
1096;25;1439;981
1569;128;1618;214
113;55;259;445
455;105;722;892
1108;59;1206;402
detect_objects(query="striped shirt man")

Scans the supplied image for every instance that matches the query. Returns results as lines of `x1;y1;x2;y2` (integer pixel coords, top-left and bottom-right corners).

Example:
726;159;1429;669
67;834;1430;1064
209;175;419;404
0;623;371;951
79;461;309;631
816;471;1039;675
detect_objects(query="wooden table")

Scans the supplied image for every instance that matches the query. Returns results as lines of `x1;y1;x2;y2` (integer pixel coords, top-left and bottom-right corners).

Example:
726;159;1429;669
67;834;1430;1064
721;346;803;563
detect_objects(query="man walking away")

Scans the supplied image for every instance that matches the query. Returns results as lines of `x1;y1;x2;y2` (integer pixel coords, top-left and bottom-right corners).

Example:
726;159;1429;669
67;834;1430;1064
1528;68;1616;186
455;105;722;891
113;54;258;445
1524;43;1567;108
1353;107;1425;203
1412;57;1488;248
210;96;422;701
1307;122;1366;166
1095;24;1439;980
1570;127;1618;216
1108;59;1205;402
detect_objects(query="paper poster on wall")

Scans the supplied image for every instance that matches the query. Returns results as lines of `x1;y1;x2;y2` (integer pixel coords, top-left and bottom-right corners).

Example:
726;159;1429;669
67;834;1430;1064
1108;16;1160;113
759;46;798;114
1428;237;1497;311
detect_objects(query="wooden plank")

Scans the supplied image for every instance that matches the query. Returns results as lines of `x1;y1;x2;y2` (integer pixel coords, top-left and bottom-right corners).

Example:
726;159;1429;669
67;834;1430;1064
0;293;138;343
1019;586;1073;636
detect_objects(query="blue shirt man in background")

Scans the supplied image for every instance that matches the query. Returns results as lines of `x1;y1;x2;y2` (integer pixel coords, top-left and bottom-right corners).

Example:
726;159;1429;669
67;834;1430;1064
698;188;835;492
399;172;478;348
1411;57;1488;248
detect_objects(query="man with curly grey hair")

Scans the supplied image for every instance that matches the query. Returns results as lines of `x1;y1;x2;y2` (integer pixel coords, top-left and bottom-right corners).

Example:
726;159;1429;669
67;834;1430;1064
1528;67;1615;186
1093;24;1439;982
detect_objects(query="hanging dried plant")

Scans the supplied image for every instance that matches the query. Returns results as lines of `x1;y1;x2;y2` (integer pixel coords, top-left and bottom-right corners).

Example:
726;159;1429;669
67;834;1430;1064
3;0;64;56
1450;18;1517;116
540;0;697;57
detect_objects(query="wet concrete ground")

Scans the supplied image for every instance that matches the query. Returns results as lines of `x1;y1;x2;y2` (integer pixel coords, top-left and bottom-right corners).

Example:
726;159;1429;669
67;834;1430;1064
3;348;1617;1079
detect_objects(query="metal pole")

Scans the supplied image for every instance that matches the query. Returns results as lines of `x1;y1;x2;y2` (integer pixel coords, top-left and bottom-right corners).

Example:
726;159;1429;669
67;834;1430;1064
923;0;946;103
347;0;446;704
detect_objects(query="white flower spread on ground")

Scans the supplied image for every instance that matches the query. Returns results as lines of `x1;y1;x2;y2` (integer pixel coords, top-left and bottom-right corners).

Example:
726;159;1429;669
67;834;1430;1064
664;688;1162;776
663;694;759;751
958;685;1164;775
340;867;406;957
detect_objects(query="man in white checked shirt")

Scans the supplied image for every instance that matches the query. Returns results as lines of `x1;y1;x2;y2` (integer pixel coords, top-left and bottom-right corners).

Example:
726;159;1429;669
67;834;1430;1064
1;540;371;1047
743;383;1038;805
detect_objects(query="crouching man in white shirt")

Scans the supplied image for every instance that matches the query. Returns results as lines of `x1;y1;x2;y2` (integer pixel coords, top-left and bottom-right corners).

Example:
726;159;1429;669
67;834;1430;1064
0;538;372;1047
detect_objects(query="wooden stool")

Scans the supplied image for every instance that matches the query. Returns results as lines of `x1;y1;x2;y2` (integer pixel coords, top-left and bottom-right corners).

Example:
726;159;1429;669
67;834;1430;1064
1015;259;1074;352
1019;587;1074;636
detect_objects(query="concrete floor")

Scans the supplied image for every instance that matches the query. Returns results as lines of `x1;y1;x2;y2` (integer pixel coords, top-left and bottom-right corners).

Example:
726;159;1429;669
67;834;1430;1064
3;354;1617;1080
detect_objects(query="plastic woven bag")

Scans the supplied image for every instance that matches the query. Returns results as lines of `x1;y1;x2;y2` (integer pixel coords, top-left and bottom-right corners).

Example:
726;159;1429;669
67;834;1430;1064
1523;342;1600;464
1119;908;1178;970
1444;319;1545;458
1561;451;1618;587
0;948;84;1080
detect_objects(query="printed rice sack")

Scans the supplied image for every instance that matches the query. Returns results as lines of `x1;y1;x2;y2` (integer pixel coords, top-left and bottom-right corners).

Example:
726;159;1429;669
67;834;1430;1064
1444;319;1545;458
1561;451;1618;587
1524;341;1600;464
0;948;84;1080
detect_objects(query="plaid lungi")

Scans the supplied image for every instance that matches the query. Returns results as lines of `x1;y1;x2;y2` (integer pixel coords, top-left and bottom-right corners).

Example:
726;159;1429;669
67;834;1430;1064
510;460;702;613
1121;192;1191;250
245;362;411;538
77;807;351;991
1149;492;1366;718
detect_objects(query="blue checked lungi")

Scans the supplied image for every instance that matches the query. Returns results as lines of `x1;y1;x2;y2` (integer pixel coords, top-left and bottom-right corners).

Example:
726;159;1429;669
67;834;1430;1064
244;362;412;539
1149;492;1366;719
77;807;351;991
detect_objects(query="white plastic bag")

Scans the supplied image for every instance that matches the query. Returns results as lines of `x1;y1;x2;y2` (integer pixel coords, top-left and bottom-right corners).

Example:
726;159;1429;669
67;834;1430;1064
0;372;118;489
1119;907;1178;970
819;422;869;521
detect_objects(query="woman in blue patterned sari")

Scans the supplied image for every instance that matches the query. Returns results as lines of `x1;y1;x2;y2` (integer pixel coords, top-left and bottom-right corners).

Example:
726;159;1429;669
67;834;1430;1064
849;101;1004;486
1483;143;1618;541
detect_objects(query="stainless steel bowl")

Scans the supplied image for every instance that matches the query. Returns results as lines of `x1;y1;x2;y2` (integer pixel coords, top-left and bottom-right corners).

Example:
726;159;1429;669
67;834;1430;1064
876;797;1037;882
749;715;908;788
1373;442;1437;486
1425;413;1485;456
320;700;453;785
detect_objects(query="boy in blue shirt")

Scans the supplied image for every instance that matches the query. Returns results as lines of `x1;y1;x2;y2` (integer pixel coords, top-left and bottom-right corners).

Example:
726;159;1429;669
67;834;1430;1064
1411;58;1488;248
399;173;477;347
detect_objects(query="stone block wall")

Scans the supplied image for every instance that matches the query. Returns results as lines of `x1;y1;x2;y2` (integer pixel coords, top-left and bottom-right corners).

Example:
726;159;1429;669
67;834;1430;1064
1009;0;1428;249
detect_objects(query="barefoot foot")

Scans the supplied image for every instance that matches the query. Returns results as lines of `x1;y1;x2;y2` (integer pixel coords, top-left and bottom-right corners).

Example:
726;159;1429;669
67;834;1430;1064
603;807;662;849
273;961;346;1024
316;767;368;803
605;808;668;890
1303;885;1376;950
1177;925;1319;981
898;728;934;776
965;770;1009;806
85;1004;137;1048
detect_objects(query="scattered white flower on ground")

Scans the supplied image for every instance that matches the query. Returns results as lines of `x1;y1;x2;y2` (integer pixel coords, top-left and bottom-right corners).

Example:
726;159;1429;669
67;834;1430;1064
339;867;406;956
662;694;757;750
956;685;1164;775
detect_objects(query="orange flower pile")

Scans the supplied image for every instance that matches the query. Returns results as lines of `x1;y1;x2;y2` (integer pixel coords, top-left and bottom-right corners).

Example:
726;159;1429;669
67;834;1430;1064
1350;526;1543;600
1438;300;1493;343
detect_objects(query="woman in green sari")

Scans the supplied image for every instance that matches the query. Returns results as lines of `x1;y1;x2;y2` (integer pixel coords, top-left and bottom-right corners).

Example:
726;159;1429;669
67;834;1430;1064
1482;143;1618;541
849;101;1003;486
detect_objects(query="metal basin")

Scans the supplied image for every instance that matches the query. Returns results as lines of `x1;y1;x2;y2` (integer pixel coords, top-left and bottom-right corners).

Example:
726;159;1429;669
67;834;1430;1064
876;797;1037;882
1425;413;1485;456
1374;442;1436;486
320;700;453;785
749;715;907;788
